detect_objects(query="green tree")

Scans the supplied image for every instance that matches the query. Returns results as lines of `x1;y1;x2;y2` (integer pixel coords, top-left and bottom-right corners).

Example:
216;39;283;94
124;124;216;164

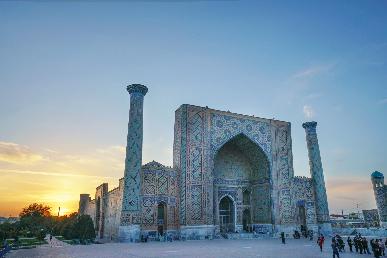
19;203;51;218
19;203;52;240
75;215;95;241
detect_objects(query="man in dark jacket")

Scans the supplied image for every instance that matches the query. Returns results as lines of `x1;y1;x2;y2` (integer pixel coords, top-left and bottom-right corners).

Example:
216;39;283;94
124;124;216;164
363;237;371;254
347;237;353;252
332;239;340;258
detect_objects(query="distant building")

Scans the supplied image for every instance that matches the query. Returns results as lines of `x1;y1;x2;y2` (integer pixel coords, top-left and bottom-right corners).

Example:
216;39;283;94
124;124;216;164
362;209;379;227
0;216;19;224
330;213;365;228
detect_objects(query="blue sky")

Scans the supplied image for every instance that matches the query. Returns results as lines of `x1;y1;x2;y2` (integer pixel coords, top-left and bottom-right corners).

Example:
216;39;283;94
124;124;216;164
0;1;386;216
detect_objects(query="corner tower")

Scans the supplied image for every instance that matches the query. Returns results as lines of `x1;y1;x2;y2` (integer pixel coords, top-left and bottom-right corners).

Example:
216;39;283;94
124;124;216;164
371;171;387;227
302;121;331;234
119;84;148;242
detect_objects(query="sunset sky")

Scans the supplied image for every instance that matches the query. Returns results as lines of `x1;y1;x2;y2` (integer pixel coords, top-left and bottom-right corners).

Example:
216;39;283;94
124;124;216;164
1;1;386;217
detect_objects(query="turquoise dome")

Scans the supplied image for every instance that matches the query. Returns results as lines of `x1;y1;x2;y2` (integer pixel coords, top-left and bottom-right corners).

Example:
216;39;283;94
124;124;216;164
371;171;384;178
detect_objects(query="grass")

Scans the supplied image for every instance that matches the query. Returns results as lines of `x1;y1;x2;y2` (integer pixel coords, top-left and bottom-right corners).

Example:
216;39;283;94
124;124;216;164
5;237;47;249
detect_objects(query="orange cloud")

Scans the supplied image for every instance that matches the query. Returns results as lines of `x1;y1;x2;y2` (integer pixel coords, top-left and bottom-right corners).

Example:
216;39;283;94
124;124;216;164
0;142;126;217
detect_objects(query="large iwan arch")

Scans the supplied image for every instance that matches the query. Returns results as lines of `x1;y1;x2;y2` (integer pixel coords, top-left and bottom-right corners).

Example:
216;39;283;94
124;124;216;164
213;133;272;233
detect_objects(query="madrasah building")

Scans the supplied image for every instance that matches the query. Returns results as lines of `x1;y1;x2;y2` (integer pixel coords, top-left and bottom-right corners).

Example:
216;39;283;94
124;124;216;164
79;84;332;242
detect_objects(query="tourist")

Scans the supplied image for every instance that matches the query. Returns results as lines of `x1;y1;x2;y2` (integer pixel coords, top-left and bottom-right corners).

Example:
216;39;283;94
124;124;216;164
373;239;381;258
337;235;345;252
317;234;324;252
347;237;353;252
280;232;285;244
363;237;371;254
379;239;385;256
331;239;340;258
359;236;364;254
354;235;359;253
371;239;375;254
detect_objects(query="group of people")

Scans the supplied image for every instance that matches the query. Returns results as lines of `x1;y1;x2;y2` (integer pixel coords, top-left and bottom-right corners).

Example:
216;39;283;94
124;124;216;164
369;238;386;258
329;233;387;258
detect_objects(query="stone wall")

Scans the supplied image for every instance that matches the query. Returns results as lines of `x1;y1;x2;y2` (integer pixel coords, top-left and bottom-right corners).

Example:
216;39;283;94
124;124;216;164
103;185;123;240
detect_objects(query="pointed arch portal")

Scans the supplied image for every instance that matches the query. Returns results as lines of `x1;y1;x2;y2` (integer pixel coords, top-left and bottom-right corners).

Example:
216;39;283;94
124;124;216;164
214;133;272;232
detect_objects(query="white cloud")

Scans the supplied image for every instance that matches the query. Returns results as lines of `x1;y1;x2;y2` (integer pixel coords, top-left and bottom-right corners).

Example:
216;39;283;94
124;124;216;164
0;141;44;164
292;63;335;79
303;105;315;119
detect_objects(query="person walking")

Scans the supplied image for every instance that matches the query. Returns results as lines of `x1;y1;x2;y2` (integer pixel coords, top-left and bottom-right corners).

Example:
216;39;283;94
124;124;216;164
347;237;353;252
357;237;365;254
379;239;385;256
374;239;381;258
317;235;325;252
332;239;340;258
280;232;285;244
363;237;371;254
354;236;359;253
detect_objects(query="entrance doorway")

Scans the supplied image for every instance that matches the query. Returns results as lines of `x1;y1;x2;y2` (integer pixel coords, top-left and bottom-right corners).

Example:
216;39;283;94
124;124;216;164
157;202;167;236
298;205;307;237
242;209;251;232
219;196;234;233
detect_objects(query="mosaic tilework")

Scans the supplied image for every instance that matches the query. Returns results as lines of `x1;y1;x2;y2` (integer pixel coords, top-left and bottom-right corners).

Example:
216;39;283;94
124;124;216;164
303;122;330;223
292;176;316;225
140;161;179;230
191;185;202;220
277;126;293;224
210;113;272;162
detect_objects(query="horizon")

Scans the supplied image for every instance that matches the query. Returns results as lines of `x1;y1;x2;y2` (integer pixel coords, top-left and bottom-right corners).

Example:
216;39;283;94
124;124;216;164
1;1;386;217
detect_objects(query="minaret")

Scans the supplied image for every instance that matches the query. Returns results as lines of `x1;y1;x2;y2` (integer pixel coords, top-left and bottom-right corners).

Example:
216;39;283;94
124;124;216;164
119;84;148;242
302;121;332;234
371;171;387;227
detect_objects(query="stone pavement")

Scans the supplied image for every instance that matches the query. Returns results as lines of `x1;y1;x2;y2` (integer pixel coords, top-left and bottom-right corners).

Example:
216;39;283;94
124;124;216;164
6;238;374;258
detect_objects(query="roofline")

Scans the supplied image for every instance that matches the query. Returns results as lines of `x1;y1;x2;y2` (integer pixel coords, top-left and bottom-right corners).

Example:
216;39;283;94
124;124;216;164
176;104;290;125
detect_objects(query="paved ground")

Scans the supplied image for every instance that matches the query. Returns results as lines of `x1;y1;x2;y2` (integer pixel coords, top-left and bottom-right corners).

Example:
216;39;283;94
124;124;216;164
6;237;374;258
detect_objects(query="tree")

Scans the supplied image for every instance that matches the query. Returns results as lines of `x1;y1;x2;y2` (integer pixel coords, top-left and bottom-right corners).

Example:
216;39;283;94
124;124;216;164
75;215;95;241
18;203;52;240
19;203;51;218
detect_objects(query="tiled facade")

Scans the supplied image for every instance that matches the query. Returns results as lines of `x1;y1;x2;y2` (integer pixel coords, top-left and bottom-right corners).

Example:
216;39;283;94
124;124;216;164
79;85;332;241
371;171;387;227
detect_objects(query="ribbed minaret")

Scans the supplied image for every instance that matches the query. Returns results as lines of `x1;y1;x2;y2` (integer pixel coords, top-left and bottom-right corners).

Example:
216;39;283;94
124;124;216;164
119;84;148;242
302;121;331;234
371;171;387;227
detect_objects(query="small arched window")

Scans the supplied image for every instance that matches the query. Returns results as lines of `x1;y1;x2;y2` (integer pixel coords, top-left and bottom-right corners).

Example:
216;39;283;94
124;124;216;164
243;190;250;205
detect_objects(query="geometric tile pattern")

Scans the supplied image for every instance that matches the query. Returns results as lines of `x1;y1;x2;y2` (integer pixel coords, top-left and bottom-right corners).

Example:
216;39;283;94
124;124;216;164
121;84;148;226
140;161;179;230
303;122;330;223
292;176;316;225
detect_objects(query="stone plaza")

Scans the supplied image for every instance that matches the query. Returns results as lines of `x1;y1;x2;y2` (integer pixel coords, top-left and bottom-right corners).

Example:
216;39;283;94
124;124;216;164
6;238;367;258
78;84;333;242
